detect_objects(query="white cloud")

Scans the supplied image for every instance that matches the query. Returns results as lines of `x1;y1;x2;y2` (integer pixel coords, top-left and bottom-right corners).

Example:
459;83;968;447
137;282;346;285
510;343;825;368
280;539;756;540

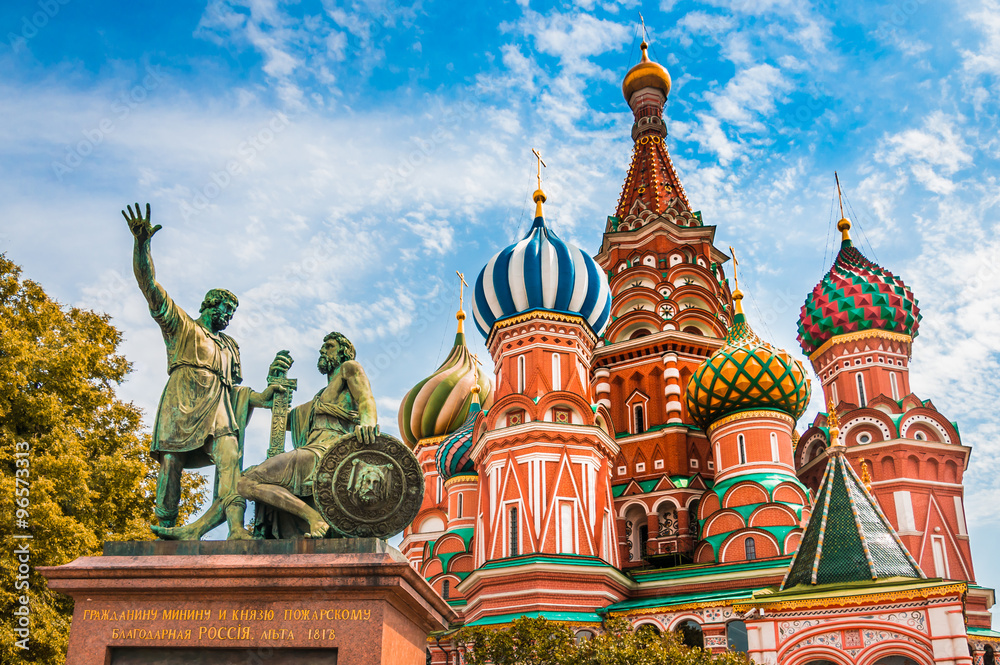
875;112;973;194
961;0;1000;78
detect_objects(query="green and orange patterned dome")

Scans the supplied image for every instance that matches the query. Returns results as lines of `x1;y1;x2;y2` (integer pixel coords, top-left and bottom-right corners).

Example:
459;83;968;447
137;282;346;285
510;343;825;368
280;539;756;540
797;220;920;355
686;291;811;431
398;311;493;448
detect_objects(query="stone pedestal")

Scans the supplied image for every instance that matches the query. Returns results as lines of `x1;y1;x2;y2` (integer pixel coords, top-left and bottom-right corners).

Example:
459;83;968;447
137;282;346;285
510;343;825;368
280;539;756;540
41;539;456;665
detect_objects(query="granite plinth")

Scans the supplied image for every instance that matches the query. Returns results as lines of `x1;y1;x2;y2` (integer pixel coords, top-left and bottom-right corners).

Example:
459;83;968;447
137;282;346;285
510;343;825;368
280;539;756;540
41;539;456;665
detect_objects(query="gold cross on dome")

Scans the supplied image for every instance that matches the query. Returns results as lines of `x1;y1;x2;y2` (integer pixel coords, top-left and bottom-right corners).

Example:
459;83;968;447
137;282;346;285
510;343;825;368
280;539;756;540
729;245;740;290
456;271;468;311
532;148;547;190
639;12;648;42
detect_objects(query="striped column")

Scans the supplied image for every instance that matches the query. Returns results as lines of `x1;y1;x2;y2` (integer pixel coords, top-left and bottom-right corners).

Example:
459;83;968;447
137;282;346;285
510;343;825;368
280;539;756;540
663;353;682;424
594;368;611;410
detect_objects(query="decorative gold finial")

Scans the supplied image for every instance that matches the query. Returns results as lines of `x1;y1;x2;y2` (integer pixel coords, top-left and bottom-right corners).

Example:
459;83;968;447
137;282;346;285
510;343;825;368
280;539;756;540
860;457;872;491
456;271;469;333
532;148;547;217
639;12;650;61
728;245;744;315
827;399;842;448
835;171;852;243
470;353;483;403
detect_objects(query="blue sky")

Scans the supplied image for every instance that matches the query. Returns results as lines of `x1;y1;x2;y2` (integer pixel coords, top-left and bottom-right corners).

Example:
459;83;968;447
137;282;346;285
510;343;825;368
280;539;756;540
2;0;999;618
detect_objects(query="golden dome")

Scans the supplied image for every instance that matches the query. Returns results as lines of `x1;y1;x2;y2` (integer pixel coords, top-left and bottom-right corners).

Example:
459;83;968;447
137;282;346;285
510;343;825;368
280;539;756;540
622;41;671;103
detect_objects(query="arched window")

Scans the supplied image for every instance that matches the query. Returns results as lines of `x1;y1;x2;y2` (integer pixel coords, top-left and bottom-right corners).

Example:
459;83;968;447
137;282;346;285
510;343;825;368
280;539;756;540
456;493;463;518
675;620;704;649
985;645;996;665
872;657;922;665
744;536;756;561
738;434;747;464
726;620;748;653
856;372;867;406
575;630;595;644
509;507;518;556
442;579;450;599
638;524;649;558
634;405;645;434
517;356;526;393
889;371;899;400
683;326;703;335
551;353;562;391
770;432;779;462
831;382;838;404
688;500;700;541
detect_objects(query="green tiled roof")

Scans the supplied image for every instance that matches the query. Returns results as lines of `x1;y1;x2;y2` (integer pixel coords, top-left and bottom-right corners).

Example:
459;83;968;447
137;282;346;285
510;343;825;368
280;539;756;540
466;611;603;626
604;587;761;613
478;554;612;570
632;556;793;582
782;448;924;589
967;627;1000;639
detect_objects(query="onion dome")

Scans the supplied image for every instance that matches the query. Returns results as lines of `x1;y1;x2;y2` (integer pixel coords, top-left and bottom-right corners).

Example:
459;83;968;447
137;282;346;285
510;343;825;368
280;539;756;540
473;189;612;339
622;40;671;103
435;386;482;480
686;289;811;430
797;217;920;355
398;311;493;447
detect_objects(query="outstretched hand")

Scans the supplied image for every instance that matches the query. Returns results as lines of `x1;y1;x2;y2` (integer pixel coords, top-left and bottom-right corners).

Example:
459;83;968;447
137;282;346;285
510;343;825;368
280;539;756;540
123;202;161;245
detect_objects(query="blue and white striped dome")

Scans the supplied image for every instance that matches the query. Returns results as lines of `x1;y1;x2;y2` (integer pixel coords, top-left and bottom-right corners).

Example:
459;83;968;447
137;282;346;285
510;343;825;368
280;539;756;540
472;211;612;339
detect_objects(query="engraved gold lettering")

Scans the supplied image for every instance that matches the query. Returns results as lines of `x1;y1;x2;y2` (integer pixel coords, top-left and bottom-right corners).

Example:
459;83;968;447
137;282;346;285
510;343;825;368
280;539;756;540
242;627;250;640
198;626;208;639
219;609;227;620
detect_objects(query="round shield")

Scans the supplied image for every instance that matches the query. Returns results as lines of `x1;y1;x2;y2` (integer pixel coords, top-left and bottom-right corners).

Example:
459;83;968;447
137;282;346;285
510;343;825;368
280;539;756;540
313;433;424;539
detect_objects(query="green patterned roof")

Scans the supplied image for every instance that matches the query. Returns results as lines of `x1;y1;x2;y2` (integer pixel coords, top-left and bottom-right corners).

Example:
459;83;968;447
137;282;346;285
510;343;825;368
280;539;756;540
798;239;920;355
782;448;924;589
686;306;811;430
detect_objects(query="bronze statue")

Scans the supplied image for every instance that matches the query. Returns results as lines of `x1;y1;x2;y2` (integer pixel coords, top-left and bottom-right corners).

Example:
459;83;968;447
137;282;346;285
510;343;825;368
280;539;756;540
238;332;379;539
124;203;286;540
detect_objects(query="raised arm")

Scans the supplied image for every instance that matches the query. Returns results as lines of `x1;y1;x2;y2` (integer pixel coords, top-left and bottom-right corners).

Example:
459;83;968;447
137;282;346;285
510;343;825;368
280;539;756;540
123;202;166;312
342;360;378;445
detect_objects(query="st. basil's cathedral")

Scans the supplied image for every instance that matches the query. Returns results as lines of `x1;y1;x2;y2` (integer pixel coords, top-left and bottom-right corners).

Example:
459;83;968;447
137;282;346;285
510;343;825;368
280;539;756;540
395;39;998;665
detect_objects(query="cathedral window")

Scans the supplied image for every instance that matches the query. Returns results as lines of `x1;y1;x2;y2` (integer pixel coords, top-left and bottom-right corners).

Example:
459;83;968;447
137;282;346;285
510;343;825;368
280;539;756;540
856;373;867;406
456;493;463;518
517;355;526;393
890;372;899;400
738;434;747;465
509;507;519;556
551;353;562;391
442;579;450;599
744;536;756;561
770;432;779;462
634;405;645;434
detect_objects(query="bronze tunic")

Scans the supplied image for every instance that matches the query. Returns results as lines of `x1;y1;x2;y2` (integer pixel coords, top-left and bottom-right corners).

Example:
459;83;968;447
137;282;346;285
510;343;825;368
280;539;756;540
150;293;244;468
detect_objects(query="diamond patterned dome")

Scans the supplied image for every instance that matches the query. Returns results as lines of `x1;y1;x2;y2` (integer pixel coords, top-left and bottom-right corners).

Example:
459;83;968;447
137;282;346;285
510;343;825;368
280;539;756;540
798;238;920;355
435;398;480;480
687;296;811;430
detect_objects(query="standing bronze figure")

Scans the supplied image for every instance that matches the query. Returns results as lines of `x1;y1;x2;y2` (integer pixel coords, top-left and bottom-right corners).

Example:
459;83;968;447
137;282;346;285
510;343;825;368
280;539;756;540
124;203;285;540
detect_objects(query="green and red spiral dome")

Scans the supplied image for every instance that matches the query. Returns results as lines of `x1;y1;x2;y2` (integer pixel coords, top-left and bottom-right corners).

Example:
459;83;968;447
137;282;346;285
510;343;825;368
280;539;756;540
797;235;920;356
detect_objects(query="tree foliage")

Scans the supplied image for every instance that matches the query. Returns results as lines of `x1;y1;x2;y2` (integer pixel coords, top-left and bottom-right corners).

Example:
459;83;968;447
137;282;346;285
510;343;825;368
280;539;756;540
0;255;207;665
458;616;753;665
